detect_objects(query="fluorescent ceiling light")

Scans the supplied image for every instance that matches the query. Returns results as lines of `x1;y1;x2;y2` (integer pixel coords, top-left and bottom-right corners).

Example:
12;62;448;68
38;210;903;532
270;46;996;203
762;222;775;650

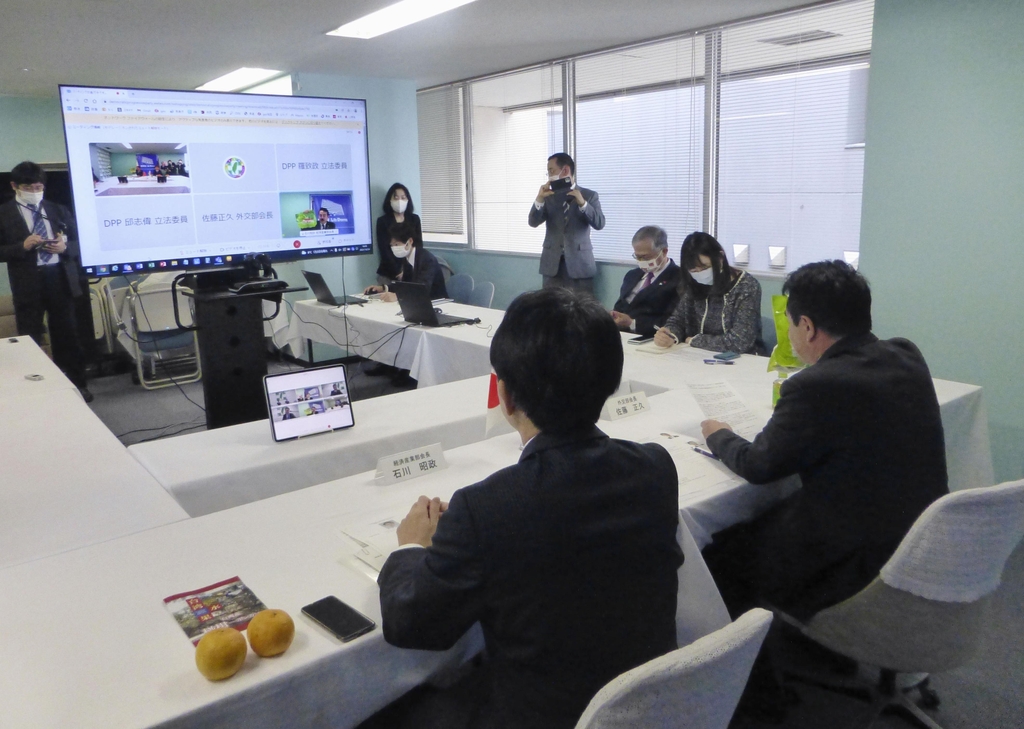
197;68;282;92
174;143;186;150
121;143;132;149
327;0;478;40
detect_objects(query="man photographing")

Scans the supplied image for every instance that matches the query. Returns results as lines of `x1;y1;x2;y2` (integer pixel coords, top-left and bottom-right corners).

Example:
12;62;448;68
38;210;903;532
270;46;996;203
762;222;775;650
373;288;682;729
0;161;91;401
528;153;605;294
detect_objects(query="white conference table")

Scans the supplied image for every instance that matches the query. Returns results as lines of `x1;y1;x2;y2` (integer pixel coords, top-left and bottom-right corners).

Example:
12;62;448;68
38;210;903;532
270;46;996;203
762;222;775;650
285;298;503;387
0;398;733;729
0;387;189;570
0;335;80;401
129;375;494;517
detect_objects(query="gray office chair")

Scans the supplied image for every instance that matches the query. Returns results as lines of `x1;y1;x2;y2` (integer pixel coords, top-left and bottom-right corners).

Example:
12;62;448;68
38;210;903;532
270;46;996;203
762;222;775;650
467;281;495;308
433;254;454;282
782;478;1024;729
127;278;202;390
761;315;777;355
574;608;773;729
446;273;474;304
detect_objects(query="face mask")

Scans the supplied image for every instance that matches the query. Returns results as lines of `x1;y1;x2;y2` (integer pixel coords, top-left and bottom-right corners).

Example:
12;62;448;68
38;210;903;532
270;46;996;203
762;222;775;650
391;245;411;259
391;198;408;214
16;190;43;207
690;267;715;286
637;253;662;273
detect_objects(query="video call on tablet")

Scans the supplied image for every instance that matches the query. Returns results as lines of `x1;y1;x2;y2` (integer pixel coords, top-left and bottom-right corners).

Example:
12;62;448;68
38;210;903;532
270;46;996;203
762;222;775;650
264;364;355;442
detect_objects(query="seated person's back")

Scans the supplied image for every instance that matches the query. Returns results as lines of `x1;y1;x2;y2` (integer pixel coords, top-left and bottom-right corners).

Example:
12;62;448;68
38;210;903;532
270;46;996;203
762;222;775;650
377;288;683;729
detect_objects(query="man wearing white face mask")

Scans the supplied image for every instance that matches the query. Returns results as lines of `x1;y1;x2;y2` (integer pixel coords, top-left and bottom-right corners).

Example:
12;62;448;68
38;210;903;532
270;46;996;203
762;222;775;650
363;221;447;301
610;226;681;337
528;153;605;294
0;161;92;401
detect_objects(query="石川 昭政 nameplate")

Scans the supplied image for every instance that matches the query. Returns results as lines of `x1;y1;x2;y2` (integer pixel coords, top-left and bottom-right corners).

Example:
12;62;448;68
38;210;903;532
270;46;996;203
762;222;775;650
375;443;448;484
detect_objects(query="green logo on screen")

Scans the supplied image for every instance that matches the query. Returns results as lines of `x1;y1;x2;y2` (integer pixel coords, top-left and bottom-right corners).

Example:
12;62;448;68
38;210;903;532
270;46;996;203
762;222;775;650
224;157;246;179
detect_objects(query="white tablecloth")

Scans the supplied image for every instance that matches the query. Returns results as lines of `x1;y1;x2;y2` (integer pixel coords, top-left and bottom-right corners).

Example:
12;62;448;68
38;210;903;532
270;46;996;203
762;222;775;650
129;376;493;517
285;299;502;387
0;335;79;401
0;388;189;570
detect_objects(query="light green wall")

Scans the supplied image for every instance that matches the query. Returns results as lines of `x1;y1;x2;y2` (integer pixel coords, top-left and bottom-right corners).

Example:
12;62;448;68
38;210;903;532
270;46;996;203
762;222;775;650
0;96;67;170
860;0;1024;482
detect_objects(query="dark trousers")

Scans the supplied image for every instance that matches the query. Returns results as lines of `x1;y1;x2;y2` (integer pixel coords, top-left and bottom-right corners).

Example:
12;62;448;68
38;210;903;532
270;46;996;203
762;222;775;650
14;265;87;387
356;661;489;729
542;256;594;295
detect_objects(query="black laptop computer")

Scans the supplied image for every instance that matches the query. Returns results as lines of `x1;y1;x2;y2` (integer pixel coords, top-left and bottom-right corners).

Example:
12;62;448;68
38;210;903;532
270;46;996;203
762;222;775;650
302;270;367;306
392;281;477;328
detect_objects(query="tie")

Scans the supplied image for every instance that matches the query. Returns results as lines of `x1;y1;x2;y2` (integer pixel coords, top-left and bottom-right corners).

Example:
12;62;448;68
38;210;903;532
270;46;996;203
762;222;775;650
640;271;654;290
28;204;54;264
562;197;570;227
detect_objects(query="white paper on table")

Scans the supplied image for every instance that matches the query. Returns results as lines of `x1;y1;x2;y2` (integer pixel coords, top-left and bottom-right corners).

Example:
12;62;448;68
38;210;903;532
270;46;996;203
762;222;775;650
686;382;763;440
633;342;707;362
339;515;403;571
640;431;745;499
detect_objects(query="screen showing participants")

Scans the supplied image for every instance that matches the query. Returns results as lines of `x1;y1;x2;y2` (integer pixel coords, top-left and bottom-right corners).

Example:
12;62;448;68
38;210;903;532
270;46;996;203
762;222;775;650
281;192;355;238
266;365;354;441
91;143;191;196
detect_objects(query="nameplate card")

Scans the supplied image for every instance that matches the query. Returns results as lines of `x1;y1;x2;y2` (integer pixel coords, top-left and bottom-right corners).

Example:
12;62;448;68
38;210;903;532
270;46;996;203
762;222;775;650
375;443;448;484
602;391;650;421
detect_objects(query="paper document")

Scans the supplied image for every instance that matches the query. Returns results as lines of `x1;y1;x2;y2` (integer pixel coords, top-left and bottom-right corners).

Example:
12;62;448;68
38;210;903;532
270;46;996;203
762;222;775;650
340;515;403;571
640;431;745;499
687;382;763;440
634;342;707;362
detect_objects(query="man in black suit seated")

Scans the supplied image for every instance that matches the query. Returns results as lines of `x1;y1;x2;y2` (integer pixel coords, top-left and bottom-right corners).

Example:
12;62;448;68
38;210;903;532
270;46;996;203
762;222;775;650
701;260;948;621
610;225;682;337
373;288;683;729
314;207;336;230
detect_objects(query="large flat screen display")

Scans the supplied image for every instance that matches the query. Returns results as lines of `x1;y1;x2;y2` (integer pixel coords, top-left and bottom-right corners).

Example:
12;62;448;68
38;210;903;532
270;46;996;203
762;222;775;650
59;85;372;277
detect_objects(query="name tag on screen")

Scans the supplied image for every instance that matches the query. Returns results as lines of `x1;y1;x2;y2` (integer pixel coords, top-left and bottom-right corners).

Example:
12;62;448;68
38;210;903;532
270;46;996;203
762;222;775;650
602;391;650;421
375;443;448;484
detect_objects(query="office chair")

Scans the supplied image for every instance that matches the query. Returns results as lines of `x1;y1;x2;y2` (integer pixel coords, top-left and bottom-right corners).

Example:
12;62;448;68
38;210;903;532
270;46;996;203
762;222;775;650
761;315;777;355
781;478;1024;728
574;608;773;729
446;273;474;304
433;254;455;282
467;281;495;308
127;276;202;390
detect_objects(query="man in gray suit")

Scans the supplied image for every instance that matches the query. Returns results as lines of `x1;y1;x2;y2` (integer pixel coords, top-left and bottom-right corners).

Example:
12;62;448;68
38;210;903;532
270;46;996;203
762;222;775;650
528;153;605;294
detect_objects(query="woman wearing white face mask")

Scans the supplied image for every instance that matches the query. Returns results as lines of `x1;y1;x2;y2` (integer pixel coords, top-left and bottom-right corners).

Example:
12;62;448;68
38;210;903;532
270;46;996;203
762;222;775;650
654;232;764;354
375;182;424;285
364;220;448;302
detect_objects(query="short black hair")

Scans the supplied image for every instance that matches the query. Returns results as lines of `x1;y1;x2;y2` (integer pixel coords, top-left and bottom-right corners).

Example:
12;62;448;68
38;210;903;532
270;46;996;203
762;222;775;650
783;260;872;338
490;288;622;434
632;225;668;251
318;207;329;215
11;161;46;187
382;182;414;217
547;153;575;176
388;220;420;248
679;231;737;296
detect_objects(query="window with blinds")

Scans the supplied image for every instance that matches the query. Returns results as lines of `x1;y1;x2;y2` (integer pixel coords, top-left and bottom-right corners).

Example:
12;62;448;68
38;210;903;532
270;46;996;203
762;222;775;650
468;65;564;254
575;34;705;262
716;0;873;272
417;86;467;242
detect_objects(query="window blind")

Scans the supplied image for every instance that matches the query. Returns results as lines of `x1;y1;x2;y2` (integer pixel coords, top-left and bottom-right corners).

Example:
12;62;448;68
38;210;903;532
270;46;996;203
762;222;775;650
417;86;467;239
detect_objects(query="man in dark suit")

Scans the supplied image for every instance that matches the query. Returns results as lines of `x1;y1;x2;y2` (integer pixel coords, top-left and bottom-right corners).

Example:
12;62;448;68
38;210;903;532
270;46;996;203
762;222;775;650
700;260;948;621
0;161;92;401
528;153;605;294
610;225;682;337
363;221;447;301
314;207;336;230
374;288;683;729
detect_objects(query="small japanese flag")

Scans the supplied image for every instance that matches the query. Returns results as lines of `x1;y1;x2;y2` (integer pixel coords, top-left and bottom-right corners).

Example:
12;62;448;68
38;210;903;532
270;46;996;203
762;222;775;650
485;372;514;438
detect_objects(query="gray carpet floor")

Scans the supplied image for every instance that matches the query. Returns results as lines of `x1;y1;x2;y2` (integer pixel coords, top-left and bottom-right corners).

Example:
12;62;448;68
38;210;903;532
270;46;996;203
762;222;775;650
83;357;1023;728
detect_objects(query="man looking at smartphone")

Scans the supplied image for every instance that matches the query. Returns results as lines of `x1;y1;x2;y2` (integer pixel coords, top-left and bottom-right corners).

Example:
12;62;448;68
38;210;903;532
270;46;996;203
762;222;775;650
0;161;91;401
372;288;683;729
610;225;681;337
528;153;605;294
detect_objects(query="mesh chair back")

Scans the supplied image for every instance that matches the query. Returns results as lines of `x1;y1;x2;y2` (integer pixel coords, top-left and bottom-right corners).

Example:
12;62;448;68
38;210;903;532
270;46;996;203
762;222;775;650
447;273;474;304
467;281;495;308
880;478;1024;602
574;608;772;729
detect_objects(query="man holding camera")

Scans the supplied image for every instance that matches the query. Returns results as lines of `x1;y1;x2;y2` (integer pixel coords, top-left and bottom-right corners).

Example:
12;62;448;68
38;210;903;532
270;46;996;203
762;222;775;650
0;161;91;401
528;153;605;294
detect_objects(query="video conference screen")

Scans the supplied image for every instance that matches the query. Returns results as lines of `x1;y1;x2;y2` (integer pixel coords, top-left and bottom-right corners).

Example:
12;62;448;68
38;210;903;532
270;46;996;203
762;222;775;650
59;85;373;277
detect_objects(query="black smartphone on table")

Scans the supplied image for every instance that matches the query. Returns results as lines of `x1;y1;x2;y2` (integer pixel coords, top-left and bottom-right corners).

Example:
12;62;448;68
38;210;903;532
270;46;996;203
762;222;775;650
628;335;654;345
301;596;376;642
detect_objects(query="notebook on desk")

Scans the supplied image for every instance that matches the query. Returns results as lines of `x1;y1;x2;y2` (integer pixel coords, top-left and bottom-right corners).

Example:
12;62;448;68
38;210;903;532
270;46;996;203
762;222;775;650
301;270;367;307
391;282;477;328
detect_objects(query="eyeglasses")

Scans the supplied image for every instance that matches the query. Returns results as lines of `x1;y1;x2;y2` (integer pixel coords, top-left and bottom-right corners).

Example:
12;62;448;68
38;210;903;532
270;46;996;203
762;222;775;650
16;183;45;193
631;251;661;262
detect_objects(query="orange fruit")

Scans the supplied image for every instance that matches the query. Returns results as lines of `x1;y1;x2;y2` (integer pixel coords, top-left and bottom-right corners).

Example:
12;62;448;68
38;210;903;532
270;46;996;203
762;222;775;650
195;627;247;680
246;609;295;657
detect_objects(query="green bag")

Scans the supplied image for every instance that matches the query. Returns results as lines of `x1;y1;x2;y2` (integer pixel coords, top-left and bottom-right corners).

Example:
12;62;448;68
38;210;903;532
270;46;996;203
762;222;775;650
767;294;803;371
296;209;317;230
